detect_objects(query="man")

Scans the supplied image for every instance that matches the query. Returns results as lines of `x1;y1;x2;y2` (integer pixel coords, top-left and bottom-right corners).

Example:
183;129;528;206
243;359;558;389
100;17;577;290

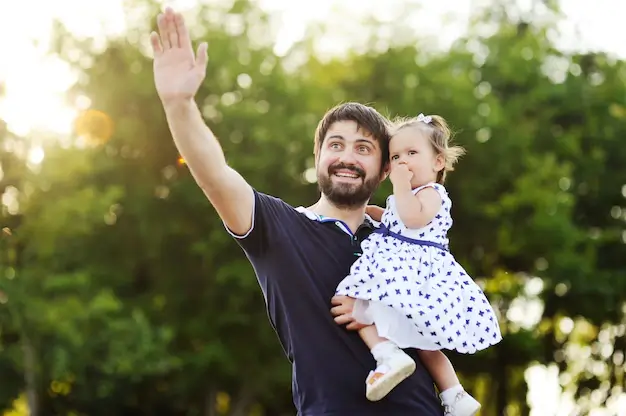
150;7;443;415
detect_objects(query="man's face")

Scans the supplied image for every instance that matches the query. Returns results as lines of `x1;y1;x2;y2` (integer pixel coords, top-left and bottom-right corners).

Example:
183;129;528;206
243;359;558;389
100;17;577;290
316;120;385;209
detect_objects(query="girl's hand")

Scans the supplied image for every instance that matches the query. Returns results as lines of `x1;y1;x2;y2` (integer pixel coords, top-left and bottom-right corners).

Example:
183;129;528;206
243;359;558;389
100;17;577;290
389;163;413;191
365;205;385;222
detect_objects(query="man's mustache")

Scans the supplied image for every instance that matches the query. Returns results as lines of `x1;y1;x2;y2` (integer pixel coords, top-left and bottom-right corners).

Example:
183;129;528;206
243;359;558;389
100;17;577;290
329;163;365;178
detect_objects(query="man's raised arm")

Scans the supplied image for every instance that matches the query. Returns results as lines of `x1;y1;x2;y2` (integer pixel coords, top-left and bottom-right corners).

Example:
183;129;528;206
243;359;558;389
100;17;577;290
150;7;253;236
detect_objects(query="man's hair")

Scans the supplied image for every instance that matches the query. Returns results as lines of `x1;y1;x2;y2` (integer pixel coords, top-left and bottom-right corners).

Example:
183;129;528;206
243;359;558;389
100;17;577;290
314;103;391;165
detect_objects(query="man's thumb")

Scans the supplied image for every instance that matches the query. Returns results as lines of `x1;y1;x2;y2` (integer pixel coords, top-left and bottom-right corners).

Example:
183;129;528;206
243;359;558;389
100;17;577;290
196;42;208;69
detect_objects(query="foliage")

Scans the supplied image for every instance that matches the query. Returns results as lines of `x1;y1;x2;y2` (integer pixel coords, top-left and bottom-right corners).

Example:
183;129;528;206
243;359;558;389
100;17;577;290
0;0;624;414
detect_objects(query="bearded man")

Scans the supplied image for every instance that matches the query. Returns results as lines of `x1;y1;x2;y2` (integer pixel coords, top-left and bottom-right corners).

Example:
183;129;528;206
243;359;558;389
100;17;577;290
150;7;443;415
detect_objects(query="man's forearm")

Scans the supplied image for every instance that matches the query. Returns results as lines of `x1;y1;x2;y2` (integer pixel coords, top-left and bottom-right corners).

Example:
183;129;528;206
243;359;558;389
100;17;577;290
163;98;227;191
161;97;255;235
151;8;254;236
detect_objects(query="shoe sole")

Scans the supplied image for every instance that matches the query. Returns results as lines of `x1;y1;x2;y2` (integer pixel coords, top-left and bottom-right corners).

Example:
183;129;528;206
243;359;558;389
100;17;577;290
467;404;481;416
458;402;481;416
366;360;417;402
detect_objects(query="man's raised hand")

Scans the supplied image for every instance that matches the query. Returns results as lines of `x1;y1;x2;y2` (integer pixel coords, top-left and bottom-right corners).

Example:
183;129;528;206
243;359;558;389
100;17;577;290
150;7;208;103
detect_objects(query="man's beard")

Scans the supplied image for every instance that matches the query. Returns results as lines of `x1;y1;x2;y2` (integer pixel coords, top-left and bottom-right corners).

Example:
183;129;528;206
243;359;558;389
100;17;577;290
317;162;380;209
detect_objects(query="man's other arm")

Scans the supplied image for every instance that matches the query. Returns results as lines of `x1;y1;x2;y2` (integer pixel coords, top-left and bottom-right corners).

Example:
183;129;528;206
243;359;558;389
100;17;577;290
163;99;253;236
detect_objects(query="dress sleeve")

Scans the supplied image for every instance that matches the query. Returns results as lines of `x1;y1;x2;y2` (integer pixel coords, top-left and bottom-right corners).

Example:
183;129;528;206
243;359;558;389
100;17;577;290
412;182;446;196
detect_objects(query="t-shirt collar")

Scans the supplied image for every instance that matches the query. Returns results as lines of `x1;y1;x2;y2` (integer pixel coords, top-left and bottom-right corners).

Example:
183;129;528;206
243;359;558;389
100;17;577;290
295;206;379;235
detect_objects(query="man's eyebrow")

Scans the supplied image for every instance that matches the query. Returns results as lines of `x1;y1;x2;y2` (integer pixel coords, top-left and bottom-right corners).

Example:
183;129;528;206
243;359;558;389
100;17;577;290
326;135;377;147
356;138;377;147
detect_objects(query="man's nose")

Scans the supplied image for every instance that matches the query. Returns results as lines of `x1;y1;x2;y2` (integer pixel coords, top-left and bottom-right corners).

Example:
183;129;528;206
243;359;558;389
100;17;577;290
339;148;357;164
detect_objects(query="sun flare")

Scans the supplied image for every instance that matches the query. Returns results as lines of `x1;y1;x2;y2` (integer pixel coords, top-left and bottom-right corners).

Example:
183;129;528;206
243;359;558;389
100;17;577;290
0;0;625;414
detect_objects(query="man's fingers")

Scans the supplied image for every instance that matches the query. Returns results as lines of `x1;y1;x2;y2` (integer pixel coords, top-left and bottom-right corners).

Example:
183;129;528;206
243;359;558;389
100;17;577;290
149;32;163;57
164;8;179;49
175;12;191;50
333;313;366;330
333;314;352;325
153;9;198;58
196;42;208;70
346;321;366;331
331;295;349;305
330;305;347;316
156;13;170;49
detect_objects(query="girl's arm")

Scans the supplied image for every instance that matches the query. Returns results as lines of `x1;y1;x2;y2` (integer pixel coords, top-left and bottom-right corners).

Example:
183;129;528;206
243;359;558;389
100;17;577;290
365;205;385;222
394;186;442;229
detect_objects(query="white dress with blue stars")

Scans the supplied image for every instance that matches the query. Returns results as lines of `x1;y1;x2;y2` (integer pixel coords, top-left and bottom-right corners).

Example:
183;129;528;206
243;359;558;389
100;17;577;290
336;183;502;353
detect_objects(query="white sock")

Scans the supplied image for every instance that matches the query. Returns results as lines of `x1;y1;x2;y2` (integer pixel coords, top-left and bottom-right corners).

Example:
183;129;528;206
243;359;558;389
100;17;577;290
371;341;398;362
439;384;464;404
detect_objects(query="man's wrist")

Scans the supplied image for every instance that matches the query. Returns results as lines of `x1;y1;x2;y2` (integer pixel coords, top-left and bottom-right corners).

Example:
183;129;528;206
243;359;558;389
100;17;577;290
162;97;196;114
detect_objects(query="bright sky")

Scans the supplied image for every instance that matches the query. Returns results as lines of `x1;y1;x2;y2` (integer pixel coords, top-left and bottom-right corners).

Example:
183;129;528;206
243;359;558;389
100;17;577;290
1;0;625;142
0;1;625;413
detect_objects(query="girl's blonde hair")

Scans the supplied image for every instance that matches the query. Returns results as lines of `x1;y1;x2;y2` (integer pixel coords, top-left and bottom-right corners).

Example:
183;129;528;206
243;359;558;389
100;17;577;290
392;115;465;184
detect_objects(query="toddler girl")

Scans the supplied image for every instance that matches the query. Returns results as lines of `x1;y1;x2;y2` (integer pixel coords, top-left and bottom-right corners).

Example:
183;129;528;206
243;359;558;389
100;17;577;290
336;114;502;416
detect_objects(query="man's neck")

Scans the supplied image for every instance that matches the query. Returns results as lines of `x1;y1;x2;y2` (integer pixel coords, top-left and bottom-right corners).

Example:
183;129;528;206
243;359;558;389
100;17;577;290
308;195;367;233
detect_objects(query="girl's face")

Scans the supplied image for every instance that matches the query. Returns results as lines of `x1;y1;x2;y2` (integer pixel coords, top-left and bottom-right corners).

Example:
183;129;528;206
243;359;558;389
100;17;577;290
389;126;444;188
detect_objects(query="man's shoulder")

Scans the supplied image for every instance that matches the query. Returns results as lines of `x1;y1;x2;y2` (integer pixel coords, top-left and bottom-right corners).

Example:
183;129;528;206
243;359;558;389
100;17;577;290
255;191;322;221
229;191;314;255
252;191;317;228
254;191;295;213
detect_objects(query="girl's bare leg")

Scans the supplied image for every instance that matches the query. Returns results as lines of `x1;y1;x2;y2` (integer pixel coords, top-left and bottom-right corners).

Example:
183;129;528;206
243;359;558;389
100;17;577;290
418;350;481;415
417;349;460;391
358;324;388;349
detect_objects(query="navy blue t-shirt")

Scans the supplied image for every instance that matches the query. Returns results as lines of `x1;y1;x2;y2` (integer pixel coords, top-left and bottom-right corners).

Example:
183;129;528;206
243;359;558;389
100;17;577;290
227;190;443;416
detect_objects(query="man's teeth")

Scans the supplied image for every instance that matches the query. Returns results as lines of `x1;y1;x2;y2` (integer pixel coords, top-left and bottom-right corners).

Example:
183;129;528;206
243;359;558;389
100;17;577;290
335;173;359;178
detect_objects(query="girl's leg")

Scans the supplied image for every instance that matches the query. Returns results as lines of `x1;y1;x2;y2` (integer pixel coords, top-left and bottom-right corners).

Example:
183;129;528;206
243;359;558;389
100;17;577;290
417;349;460;391
359;325;405;370
358;324;388;349
359;325;411;367
417;350;481;416
358;325;416;401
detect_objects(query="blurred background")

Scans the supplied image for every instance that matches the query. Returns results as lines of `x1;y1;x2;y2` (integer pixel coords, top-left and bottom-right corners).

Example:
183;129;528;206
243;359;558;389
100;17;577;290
0;0;625;415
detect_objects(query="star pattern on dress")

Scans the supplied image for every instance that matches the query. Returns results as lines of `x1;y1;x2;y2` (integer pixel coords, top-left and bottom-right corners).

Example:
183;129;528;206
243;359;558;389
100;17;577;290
336;183;502;354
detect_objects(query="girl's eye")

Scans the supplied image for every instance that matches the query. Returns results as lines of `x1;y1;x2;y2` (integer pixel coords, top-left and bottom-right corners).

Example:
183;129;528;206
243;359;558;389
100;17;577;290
330;143;341;149
391;155;399;160
409;150;417;155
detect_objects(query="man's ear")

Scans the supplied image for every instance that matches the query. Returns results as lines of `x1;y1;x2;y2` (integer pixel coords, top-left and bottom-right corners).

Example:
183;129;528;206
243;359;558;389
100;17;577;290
380;161;391;182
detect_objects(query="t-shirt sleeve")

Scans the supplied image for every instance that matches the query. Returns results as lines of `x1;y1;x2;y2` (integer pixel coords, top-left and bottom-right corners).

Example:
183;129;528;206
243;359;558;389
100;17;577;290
223;190;292;256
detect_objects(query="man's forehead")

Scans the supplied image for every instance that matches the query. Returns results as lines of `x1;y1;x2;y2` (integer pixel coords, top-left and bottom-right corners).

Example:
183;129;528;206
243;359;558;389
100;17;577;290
326;120;375;142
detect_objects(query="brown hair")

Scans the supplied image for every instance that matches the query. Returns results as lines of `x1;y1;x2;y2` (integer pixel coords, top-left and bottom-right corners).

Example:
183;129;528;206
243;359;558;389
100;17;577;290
314;103;391;167
392;115;465;184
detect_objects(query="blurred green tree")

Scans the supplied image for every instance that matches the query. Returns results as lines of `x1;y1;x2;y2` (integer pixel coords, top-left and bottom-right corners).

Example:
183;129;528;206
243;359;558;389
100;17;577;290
0;0;624;414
